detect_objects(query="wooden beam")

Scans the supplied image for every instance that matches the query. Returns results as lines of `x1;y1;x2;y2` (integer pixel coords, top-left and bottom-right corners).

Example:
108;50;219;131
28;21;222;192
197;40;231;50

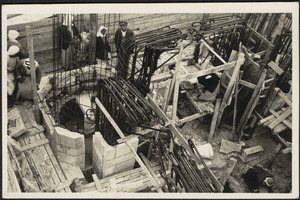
200;39;227;64
269;110;292;129
21;138;49;152
236;69;267;142
88;14;97;64
268;61;284;75
217;54;245;128
151;71;173;83
276;88;292;107
95;97;163;193
247;24;273;46
179;112;208;124
208;98;221;144
25;26;40;124
172;42;184;120
239;79;256;89
268;108;292;130
139;153;163;185
180;61;237;82
219;157;237;186
92;174;103;192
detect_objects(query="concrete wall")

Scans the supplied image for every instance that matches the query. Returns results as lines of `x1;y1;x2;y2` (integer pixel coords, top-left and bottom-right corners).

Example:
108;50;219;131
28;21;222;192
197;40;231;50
93;131;138;179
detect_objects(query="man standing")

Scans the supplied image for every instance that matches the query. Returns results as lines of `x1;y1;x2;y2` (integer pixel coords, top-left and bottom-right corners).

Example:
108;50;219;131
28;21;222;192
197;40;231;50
114;20;134;79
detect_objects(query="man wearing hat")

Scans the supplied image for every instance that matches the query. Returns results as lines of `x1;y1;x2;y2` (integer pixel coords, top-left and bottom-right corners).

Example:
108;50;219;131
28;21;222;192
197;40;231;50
114;20;134;78
242;165;274;193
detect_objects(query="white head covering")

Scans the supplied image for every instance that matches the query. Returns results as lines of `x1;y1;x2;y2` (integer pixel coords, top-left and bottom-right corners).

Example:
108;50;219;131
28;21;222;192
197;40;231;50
7;45;20;56
8;30;19;41
97;26;107;37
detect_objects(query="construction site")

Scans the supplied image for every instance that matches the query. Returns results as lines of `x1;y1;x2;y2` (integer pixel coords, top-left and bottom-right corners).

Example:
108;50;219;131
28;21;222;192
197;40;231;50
4;8;296;197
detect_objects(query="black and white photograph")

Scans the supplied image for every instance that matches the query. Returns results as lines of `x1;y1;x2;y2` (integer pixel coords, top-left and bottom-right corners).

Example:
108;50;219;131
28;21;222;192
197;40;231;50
2;2;299;199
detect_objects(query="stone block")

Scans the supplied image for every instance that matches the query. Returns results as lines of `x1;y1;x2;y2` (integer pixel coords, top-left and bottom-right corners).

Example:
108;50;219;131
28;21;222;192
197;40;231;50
103;152;134;168
57;151;85;170
56;144;85;156
93;145;103;165
102;165;117;178
55;126;84;149
115;158;136;172
94;132;116;161
60;162;85;180
219;139;242;154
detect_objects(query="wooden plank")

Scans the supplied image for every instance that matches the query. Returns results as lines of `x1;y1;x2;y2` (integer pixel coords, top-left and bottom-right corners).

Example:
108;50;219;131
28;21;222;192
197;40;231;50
38;132;71;192
117;134;139;144
200;39;227;64
25;26;40;124
19;136;48;190
268;61;284;75
151;72;173;83
21;138;49;152
248;143;282;166
208;98;221;144
247;24;273;46
268;108;292;130
282;147;292;154
139;153;163;185
92;174;103;192
172;42;184;121
7;157;22;192
217;54;245;128
236;69;267;142
276;88;292;107
269;110;292;129
44;180;73;192
239;79;256;89
219;157;237;186
180;61;237;82
179;112;208;124
89;14;97;64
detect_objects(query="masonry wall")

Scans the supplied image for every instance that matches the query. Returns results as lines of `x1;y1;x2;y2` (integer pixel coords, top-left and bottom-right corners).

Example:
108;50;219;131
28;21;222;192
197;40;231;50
93;131;139;179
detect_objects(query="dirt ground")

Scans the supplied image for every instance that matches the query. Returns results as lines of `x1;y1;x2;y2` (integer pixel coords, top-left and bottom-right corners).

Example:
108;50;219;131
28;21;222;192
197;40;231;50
177;95;292;193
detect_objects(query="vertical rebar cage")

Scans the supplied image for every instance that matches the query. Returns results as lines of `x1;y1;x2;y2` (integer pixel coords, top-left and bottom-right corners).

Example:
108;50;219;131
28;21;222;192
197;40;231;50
48;13;121;134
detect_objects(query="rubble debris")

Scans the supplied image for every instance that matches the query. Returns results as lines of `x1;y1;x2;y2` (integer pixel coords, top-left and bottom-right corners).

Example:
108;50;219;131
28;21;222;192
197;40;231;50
195;143;214;159
8;107;27;138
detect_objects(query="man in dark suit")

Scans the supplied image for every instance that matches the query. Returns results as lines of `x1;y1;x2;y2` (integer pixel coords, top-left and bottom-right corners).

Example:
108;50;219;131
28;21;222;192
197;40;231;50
114;20;134;79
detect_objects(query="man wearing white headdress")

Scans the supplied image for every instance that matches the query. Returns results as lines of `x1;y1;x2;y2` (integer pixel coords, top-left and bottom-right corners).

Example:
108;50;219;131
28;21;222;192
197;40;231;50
96;26;111;62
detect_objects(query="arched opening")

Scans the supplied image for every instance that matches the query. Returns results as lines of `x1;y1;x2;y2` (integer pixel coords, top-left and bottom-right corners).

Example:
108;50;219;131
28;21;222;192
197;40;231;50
59;98;85;133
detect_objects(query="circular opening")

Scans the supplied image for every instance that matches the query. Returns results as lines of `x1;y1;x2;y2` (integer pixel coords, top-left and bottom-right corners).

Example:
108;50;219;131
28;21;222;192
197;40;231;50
59;98;84;133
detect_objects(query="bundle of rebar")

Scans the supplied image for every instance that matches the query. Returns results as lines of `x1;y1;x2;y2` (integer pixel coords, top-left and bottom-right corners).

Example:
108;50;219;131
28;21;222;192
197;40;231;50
155;137;214;193
95;77;156;145
117;26;187;95
189;15;246;65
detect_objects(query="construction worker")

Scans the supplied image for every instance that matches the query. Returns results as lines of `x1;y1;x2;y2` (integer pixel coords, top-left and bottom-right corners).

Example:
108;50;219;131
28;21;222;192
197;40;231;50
114;20;134;79
242;165;274;193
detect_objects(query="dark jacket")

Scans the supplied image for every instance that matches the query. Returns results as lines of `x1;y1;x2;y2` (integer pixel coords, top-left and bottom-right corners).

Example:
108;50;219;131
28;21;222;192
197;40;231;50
114;28;134;52
58;25;73;50
96;36;111;60
242;166;273;192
